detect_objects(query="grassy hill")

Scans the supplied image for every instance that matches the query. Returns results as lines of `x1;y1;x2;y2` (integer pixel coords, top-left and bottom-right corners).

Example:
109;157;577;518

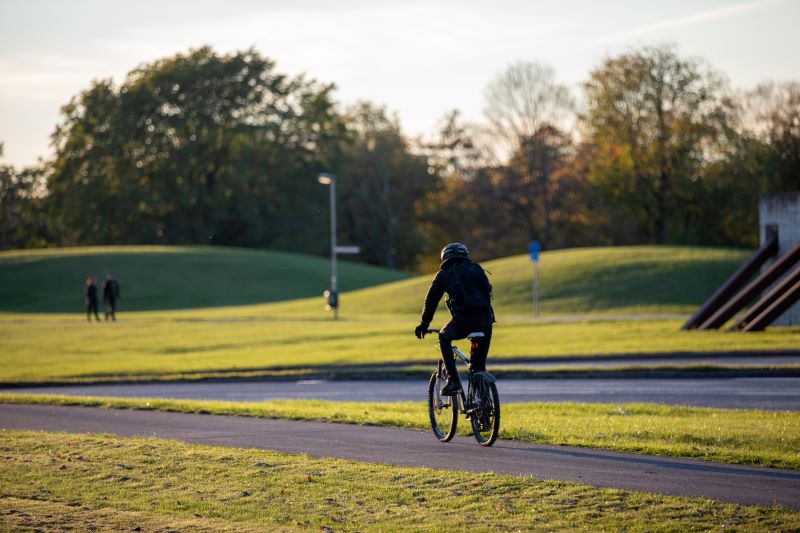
0;246;408;312
337;245;752;316
0;244;751;316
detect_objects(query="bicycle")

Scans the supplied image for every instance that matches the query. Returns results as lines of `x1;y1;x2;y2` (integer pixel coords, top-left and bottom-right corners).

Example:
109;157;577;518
424;328;500;446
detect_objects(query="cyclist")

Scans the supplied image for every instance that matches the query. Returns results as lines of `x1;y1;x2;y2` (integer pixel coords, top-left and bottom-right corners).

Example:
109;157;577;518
415;243;495;395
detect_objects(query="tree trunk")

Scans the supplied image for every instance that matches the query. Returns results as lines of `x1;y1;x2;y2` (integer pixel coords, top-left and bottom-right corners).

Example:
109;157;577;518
654;169;668;244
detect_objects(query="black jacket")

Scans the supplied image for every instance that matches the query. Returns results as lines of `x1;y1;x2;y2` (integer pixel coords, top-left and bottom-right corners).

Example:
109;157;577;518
419;256;494;328
103;280;120;302
85;284;97;305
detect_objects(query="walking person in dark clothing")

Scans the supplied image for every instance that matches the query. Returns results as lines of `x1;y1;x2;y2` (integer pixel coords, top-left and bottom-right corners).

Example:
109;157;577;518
85;277;100;322
102;272;121;321
415;243;495;396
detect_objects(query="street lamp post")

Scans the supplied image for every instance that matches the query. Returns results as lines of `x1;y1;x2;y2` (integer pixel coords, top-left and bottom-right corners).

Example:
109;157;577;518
318;173;338;319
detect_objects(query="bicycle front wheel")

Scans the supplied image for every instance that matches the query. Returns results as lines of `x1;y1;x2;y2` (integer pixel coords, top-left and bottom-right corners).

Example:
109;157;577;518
469;375;500;446
428;371;457;442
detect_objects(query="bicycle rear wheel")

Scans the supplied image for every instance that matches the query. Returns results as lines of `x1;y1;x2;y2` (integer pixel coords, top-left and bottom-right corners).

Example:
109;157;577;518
469;375;500;446
428;371;457;442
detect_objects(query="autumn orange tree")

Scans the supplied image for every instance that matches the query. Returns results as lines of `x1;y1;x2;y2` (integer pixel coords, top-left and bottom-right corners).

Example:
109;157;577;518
584;45;732;244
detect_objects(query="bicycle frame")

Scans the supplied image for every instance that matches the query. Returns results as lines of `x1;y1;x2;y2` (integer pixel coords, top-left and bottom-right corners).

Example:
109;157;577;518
437;343;496;416
452;346;472;412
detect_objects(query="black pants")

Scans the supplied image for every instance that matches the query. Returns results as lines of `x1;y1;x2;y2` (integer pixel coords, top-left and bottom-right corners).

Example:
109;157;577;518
105;299;117;321
86;301;99;321
438;320;492;380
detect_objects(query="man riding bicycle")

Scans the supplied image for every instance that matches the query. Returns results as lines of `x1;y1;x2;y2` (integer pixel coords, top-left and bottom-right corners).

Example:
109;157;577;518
415;243;495;396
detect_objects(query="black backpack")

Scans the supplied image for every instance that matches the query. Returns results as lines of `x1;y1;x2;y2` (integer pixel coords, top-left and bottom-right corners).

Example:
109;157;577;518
447;262;492;313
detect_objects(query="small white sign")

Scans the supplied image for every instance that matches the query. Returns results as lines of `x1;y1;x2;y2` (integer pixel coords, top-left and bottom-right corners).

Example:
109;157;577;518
334;245;361;254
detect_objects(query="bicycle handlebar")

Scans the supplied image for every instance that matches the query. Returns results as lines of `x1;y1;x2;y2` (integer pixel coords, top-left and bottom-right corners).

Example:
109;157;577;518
426;328;440;334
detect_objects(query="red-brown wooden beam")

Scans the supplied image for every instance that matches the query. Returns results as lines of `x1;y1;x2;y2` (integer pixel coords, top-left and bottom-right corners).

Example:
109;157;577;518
698;241;800;330
729;266;800;330
682;237;778;330
741;278;800;332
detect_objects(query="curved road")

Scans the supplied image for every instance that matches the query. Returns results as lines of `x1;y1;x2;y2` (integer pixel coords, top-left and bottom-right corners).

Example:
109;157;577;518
7;377;800;410
1;404;798;510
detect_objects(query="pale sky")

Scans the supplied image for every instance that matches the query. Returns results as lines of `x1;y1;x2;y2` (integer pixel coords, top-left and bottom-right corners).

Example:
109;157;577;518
1;0;798;168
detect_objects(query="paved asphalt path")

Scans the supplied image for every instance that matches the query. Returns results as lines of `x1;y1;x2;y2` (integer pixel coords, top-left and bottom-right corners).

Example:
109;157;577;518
8;377;800;410
2;404;798;509
496;354;800;368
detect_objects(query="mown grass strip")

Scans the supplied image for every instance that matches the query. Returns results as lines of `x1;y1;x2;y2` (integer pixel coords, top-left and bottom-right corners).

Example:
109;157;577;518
3;393;798;470
1;429;798;531
2;363;797;387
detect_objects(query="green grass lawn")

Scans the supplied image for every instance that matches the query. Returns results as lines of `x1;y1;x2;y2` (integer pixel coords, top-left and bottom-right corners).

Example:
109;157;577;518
2;315;799;382
4;394;799;470
2;430;797;531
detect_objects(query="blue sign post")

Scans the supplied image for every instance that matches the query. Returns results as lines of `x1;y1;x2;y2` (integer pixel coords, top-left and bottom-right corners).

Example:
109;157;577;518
528;241;541;262
528;241;541;316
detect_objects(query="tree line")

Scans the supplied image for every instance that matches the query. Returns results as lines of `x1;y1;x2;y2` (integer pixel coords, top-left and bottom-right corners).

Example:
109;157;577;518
1;45;798;271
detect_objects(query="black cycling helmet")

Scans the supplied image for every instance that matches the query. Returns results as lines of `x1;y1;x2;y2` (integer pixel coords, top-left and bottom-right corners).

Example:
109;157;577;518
440;242;469;262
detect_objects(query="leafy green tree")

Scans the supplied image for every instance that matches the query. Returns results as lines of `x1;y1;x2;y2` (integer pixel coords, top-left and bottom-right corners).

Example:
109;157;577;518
737;81;800;193
0;144;50;249
0;144;17;249
690;82;800;248
49;80;127;244
584;45;732;244
502;125;578;247
48;47;344;253
336;102;437;269
421;109;493;180
415;165;503;267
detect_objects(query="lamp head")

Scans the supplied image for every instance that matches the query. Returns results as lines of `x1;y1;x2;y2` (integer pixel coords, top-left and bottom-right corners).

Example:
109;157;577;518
318;173;335;185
